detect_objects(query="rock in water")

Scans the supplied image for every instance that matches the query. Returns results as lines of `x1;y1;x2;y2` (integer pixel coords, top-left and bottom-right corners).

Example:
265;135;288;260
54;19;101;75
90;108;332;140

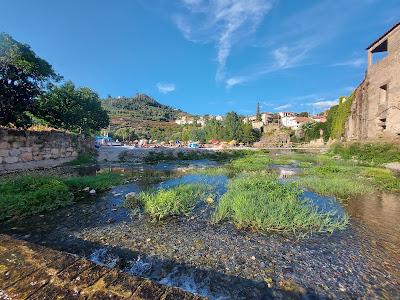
89;189;96;195
125;192;137;200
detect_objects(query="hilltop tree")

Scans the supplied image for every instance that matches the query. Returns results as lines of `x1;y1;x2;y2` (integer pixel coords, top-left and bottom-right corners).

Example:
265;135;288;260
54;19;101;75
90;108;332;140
0;33;60;127
36;81;109;134
256;102;262;121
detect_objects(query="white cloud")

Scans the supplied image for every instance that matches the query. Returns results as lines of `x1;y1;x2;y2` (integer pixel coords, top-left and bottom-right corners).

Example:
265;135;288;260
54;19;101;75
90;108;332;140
274;104;292;111
225;76;248;88
174;0;273;82
308;100;338;110
156;82;176;94
332;57;365;68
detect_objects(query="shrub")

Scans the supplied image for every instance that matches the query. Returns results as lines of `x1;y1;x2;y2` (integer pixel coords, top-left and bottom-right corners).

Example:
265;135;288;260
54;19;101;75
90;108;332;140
213;174;347;233
0;176;73;220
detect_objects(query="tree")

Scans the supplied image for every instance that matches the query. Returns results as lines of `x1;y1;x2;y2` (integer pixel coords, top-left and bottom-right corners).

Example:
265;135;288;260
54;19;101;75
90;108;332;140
36;81;109;134
0;33;59;127
241;122;258;144
204;118;223;141
224;112;242;141
256;102;262;121
113;127;138;141
298;112;309;117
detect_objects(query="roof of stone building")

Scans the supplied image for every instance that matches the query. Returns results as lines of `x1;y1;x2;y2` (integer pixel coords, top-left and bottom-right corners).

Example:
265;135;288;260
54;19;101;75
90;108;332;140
366;22;400;50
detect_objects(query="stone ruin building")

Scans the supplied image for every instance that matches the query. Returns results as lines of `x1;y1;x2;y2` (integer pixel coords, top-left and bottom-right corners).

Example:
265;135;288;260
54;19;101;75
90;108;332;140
346;22;400;141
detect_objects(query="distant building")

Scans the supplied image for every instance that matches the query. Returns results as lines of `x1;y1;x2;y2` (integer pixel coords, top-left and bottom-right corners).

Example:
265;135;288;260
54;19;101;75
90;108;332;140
175;116;194;125
243;112;274;130
311;115;327;123
346;22;400;140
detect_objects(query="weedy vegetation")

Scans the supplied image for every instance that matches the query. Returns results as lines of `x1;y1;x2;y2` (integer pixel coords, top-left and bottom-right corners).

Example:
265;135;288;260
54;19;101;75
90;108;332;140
0;175;73;221
0;172;126;221
134;184;210;220
213;173;348;233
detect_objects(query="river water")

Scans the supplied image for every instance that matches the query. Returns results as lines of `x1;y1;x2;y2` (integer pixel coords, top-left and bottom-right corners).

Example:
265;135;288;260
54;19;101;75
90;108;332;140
0;160;399;299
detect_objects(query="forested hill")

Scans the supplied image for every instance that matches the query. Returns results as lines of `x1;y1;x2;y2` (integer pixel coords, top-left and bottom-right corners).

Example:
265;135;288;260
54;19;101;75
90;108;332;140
101;93;191;129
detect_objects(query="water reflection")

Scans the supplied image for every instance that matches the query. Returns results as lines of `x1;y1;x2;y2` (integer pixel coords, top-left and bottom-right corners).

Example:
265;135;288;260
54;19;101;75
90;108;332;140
347;191;400;257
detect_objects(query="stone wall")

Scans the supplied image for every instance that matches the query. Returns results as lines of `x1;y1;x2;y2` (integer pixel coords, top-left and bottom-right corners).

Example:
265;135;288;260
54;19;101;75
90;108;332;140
346;24;400;141
0;128;93;172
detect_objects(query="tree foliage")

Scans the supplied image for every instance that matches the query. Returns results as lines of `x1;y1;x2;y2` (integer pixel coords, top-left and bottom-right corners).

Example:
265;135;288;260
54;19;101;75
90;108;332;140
36;81;109;134
0;33;59;127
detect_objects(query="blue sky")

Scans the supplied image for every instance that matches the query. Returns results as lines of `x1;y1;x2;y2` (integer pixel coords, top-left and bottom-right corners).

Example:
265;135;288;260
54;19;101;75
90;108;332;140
1;0;399;116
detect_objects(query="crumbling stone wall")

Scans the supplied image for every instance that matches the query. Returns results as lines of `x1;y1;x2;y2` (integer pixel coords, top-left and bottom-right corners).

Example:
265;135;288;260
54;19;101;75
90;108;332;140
0;128;93;171
346;24;400;140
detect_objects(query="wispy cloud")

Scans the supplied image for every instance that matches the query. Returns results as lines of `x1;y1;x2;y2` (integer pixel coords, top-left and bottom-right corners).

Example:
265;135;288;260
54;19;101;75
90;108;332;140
174;0;273;82
332;57;365;68
156;82;176;94
274;104;292;111
307;100;338;110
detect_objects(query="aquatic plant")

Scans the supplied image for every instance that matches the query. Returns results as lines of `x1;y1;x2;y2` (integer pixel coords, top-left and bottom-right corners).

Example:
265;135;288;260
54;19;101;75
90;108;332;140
213;173;347;233
297;176;372;200
229;154;271;171
0;175;73;220
138;184;209;220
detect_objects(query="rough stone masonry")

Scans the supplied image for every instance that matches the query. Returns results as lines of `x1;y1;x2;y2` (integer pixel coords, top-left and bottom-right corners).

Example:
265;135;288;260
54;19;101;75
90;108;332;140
346;22;400;141
0;128;92;173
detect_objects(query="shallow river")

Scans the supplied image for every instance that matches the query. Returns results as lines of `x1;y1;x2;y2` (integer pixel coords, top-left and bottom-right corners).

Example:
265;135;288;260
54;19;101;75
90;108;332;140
1;160;399;299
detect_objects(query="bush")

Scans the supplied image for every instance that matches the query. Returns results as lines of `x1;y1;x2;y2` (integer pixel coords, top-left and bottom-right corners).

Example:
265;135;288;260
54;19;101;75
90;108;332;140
213;174;347;233
0;176;73;220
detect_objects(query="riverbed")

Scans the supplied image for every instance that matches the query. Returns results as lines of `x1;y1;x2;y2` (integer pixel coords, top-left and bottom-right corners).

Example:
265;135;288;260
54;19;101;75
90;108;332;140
0;159;399;299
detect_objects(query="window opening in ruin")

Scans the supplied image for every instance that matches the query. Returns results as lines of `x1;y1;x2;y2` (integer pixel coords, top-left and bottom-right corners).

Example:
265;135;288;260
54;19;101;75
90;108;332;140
379;84;388;106
371;39;388;64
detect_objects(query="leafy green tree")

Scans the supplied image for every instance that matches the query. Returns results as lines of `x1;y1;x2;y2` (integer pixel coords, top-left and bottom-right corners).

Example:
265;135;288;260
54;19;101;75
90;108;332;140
204;119;223;141
0;33;59;127
224;112;242;141
298;112;309;117
36;81;109;134
113;127;138;141
241;123;259;144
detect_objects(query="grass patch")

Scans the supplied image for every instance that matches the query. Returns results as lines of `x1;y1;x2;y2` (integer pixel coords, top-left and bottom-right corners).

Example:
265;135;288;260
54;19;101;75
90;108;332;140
213;173;347;233
299;162;399;196
63;172;124;193
360;167;400;193
0;176;73;221
135;184;209;220
0;172;127;221
297;176;372;200
229;154;271;171
330;142;400;165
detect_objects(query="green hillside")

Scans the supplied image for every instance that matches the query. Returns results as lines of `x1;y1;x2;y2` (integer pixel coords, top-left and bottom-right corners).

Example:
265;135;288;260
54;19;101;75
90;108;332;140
101;93;192;139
